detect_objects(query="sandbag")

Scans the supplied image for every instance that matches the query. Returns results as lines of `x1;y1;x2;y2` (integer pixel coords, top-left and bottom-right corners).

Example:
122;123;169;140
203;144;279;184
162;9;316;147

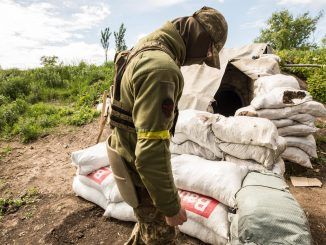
284;135;317;158
253;74;300;96
179;218;227;245
288;114;315;125
236;101;326;120
170;141;220;160
104;202;137;222
77;167;123;203
71;142;109;175
172;154;248;207
256;101;326;120
251;87;312;109
212;116;280;150
72;176;108;210
277;124;318;137
271;118;297;128
174;110;223;157
230;172;312;245
281;147;313;168
178;190;229;242
219;143;274;169
225;155;285;176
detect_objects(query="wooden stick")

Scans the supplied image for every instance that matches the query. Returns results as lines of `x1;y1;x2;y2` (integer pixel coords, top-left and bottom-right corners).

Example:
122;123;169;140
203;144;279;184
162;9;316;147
96;90;109;143
282;64;324;68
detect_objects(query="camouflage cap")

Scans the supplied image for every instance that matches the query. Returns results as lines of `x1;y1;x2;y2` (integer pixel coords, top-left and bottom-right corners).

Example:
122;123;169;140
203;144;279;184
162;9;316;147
193;6;228;68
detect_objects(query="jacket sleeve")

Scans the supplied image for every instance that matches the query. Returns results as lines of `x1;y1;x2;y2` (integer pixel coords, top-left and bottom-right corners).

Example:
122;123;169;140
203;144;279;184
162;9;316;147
132;68;181;217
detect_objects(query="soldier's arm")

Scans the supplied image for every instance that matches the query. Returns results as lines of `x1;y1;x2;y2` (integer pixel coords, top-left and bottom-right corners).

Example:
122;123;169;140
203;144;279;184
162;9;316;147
132;68;181;217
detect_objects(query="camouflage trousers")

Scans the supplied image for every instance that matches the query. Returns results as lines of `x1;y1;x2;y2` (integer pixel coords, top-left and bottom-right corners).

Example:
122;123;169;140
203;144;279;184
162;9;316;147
124;187;178;245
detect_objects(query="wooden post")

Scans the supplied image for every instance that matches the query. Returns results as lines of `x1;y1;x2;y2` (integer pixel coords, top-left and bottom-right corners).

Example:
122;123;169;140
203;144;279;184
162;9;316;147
96;90;109;143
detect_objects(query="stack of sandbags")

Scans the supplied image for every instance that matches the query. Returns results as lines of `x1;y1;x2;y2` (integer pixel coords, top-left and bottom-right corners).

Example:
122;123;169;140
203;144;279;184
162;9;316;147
230;171;312;245
71;144;232;244
236;74;326;168
171;109;286;175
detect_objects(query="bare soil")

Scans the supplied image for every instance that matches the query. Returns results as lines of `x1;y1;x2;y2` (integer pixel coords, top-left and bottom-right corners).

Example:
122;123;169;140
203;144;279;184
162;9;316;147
0;121;325;245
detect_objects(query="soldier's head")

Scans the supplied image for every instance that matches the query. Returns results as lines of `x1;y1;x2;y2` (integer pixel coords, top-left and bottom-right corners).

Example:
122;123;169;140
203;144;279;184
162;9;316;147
172;6;228;69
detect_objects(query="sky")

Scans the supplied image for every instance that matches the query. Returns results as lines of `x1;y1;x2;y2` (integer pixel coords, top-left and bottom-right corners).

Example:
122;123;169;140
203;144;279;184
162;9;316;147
0;0;325;69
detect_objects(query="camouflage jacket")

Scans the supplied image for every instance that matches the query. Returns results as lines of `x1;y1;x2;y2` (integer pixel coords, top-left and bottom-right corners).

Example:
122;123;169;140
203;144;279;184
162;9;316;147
109;21;186;217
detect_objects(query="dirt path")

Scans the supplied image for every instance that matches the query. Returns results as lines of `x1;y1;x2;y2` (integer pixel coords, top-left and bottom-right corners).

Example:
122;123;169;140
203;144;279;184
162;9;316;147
0;122;325;244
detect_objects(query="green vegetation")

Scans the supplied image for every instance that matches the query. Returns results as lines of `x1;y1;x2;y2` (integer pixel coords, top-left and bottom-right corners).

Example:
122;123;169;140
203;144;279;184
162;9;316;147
255;10;323;50
0;187;39;219
278;48;326;103
0;62;114;142
114;23;128;52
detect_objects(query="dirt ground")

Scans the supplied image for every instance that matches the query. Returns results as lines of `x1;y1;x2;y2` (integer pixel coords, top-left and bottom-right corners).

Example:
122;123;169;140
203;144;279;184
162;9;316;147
0;121;325;245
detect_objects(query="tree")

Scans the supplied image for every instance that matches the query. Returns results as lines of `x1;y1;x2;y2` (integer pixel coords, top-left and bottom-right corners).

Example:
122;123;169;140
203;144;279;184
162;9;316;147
40;56;59;67
114;23;127;52
101;27;112;63
255;10;323;50
321;35;326;48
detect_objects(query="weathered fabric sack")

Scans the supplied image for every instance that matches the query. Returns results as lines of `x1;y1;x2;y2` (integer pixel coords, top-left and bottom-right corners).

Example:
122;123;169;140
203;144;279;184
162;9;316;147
77;167;123;203
253;74;300;96
71;142;109;175
230;172;312;245
251;87;312;110
277;124;318;137
284;135;317;158
104;202;137;222
170;141;219;160
72;176;108;210
172;154;248;207
281;147;313;168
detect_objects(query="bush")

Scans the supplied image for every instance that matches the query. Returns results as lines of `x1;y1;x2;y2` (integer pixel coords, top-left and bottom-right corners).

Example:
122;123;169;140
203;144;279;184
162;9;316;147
0;62;114;142
278;48;326;103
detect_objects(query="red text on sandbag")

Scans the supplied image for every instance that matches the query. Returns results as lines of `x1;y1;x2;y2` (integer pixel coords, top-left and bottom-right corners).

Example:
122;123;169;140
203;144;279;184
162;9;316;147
87;167;112;184
179;190;218;218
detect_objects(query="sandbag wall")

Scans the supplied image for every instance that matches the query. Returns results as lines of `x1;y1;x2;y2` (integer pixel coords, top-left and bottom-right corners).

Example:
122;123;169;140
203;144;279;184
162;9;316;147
236;74;326;168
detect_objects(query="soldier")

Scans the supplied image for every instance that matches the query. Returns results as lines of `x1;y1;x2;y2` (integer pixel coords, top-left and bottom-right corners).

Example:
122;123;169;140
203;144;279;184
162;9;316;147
107;6;228;245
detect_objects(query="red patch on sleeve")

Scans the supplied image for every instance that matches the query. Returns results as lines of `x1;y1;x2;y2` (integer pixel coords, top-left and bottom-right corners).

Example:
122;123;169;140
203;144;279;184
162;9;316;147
162;98;174;118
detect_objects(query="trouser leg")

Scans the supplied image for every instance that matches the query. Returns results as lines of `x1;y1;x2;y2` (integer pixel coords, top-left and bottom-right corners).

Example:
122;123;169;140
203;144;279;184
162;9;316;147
125;187;178;245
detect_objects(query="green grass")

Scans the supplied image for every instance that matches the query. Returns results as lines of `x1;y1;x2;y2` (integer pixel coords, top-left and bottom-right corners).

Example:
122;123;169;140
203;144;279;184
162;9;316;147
0;187;40;219
0;62;114;142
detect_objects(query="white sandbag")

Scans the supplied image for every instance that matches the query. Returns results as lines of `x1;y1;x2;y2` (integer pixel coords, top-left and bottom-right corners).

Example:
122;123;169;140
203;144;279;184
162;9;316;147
170;141;220;161
277;124;318;137
219;143;274;169
256;101;326;120
225;155;285;176
284;135;317;158
174;110;223;157
179;190;229;242
212;116;280;150
236;101;326;120
251;87;312;110
172;154;248;207
72;176;108;210
71;142;109;175
271;118;297;128
288;114;315;125
104;202;137;222
77;167;123;203
253;74;300;96
281;147;312;168
180;219;227;245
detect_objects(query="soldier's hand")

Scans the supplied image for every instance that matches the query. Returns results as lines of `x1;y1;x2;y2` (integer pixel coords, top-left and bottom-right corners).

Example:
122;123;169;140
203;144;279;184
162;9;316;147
165;207;187;226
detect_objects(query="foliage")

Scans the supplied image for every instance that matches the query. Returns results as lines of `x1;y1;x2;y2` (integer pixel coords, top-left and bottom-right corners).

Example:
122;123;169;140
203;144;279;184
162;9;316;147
278;48;326;103
255;10;323;50
101;27;112;63
321;35;326;48
40;56;59;67
0;62;114;142
114;23;128;52
0;187;39;218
